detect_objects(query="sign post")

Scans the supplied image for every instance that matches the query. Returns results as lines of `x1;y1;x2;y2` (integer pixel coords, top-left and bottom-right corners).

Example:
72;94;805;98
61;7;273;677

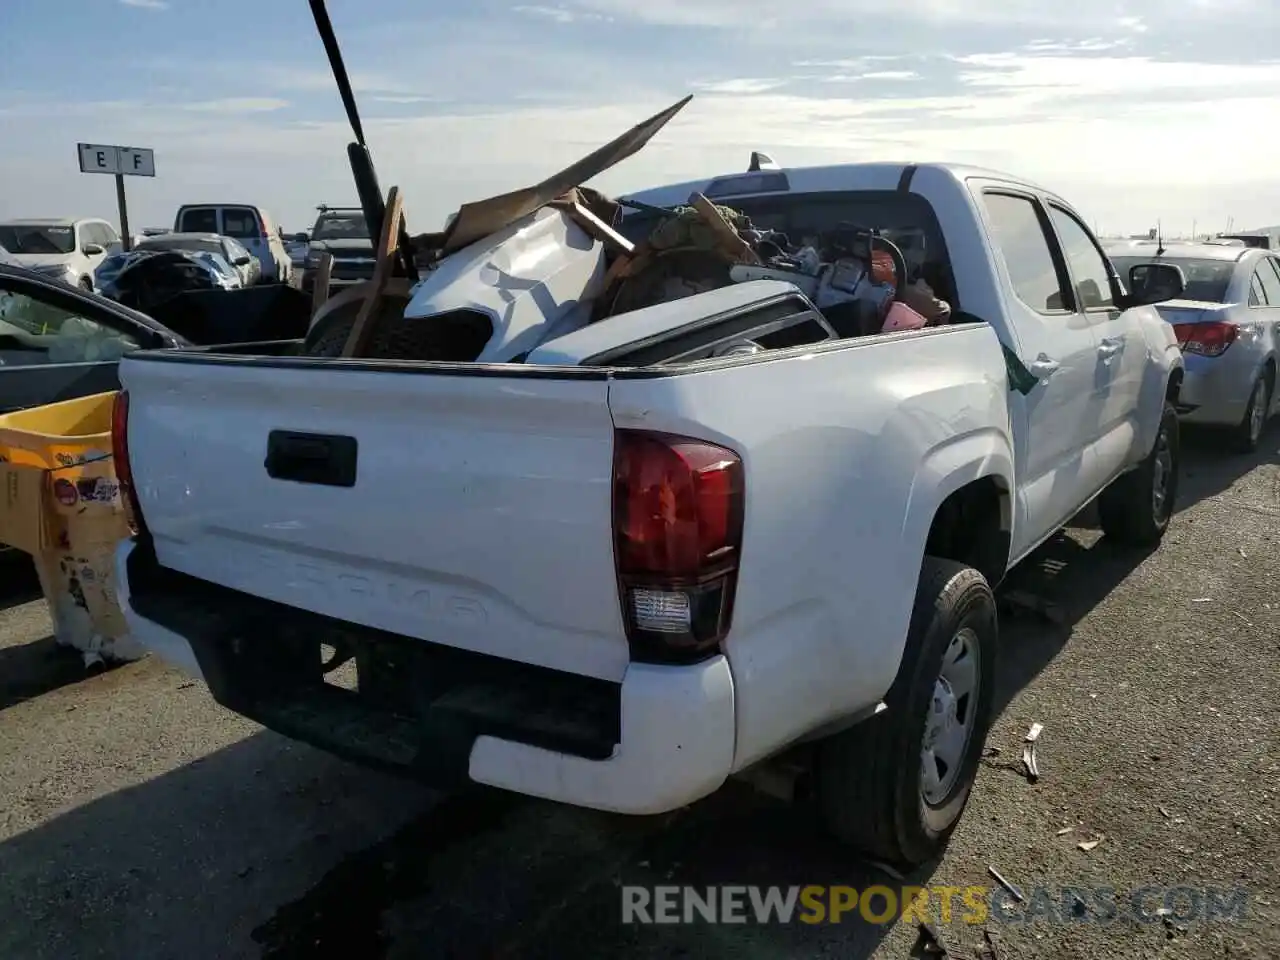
76;143;156;252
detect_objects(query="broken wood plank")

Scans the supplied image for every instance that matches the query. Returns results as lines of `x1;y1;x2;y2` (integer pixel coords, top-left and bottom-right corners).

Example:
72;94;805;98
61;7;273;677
308;250;333;318
342;185;405;358
551;198;635;256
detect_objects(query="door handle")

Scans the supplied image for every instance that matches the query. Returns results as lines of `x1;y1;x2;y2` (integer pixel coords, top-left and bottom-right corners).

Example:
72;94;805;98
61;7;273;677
1098;337;1123;358
1026;355;1060;379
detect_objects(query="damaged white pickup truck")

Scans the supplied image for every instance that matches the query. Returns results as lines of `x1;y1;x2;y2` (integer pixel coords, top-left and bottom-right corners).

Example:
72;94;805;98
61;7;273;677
112;155;1189;866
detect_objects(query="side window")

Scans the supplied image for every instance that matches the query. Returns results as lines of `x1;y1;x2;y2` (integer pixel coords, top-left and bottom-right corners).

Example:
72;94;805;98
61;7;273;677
99;223;119;246
222;208;261;239
179;208;218;233
1253;262;1280;307
981;193;1068;315
1249;272;1266;306
0;284;140;365
1047;206;1115;310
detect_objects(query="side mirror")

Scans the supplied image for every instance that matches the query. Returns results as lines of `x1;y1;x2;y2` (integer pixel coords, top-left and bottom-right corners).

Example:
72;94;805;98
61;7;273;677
292;232;309;243
1118;262;1185;308
82;243;106;256
233;255;252;266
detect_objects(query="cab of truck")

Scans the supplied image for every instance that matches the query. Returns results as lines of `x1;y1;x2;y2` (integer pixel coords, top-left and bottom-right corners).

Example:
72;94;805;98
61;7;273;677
172;205;292;284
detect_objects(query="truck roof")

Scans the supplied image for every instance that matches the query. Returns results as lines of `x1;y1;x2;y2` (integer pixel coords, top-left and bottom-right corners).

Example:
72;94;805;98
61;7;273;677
622;161;1061;208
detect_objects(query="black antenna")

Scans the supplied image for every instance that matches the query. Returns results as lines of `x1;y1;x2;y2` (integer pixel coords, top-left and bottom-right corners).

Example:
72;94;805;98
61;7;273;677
306;0;417;279
1156;220;1165;257
307;0;365;146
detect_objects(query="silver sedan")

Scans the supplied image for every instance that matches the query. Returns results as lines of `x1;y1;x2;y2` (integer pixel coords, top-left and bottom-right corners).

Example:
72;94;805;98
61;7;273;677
1108;242;1280;453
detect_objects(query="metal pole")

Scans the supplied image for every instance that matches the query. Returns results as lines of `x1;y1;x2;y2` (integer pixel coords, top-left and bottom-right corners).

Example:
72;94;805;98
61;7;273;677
115;173;132;251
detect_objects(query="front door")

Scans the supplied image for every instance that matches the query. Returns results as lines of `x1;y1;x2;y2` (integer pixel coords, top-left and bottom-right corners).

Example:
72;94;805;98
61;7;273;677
977;188;1101;560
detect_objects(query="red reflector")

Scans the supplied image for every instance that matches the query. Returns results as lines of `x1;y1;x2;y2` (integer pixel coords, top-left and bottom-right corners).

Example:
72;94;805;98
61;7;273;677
1173;321;1237;357
110;390;143;534
613;431;743;579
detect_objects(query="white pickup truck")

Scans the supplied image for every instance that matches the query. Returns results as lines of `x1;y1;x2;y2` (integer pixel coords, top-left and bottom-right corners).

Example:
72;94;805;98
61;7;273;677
112;161;1187;867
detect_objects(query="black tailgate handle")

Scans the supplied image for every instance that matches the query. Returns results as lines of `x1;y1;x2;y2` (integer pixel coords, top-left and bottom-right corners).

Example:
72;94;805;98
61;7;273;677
265;430;358;487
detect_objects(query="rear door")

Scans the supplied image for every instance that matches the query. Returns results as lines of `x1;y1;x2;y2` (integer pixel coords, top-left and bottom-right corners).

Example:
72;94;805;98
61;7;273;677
976;187;1099;557
1044;201;1143;481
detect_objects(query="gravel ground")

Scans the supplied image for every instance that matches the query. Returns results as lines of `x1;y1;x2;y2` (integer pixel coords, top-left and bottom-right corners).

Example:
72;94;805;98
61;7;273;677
0;430;1277;960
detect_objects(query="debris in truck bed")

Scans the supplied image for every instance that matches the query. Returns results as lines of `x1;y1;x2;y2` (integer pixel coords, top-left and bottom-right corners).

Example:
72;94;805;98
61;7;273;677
600;195;958;343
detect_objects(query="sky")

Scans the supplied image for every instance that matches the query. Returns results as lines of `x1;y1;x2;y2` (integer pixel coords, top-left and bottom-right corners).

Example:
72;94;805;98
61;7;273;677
1;0;1278;237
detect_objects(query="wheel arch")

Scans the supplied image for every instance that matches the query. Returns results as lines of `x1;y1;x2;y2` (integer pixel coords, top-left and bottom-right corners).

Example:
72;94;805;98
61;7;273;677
903;429;1015;592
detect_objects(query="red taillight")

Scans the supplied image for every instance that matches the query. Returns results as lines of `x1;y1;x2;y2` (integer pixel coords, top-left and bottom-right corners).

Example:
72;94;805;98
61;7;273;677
1174;321;1237;357
613;430;744;663
110;390;145;535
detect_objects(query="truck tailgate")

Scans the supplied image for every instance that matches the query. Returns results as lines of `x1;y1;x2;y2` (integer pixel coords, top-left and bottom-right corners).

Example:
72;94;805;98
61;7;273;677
121;356;629;681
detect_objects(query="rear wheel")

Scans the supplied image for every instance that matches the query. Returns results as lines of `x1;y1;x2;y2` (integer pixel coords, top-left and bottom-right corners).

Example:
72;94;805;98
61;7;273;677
1098;401;1179;546
1231;371;1272;454
78;276;93;292
815;557;997;867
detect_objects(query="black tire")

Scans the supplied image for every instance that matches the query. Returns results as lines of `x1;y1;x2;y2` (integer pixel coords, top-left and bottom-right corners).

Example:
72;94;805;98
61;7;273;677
303;292;448;359
1097;401;1179;546
78;276;93;291
1230;370;1272;454
815;557;998;867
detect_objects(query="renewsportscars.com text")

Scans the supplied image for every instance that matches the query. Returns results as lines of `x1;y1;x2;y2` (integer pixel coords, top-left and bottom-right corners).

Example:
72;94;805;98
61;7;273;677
621;884;1250;926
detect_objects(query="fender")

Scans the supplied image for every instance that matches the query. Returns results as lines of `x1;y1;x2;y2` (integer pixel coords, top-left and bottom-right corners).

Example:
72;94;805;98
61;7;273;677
1134;310;1185;459
901;427;1016;578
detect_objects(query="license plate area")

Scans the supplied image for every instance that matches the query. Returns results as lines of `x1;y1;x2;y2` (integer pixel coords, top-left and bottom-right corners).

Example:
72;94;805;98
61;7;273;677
127;548;623;768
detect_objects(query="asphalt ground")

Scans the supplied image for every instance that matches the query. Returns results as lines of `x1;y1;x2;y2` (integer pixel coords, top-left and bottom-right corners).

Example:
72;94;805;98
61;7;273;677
0;426;1277;960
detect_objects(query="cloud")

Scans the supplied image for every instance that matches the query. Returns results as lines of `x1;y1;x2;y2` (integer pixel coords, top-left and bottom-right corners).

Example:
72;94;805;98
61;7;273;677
3;1;1279;240
181;98;290;114
512;4;609;22
371;95;444;105
537;0;1256;29
10;46;1277;230
823;70;921;83
119;0;167;8
693;78;790;95
952;52;1280;94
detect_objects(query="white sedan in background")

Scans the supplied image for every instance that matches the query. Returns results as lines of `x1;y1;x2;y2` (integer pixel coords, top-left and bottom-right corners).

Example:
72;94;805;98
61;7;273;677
1108;241;1280;452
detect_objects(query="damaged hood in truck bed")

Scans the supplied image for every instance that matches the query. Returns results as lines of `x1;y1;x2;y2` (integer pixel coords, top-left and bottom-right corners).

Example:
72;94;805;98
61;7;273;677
437;95;693;256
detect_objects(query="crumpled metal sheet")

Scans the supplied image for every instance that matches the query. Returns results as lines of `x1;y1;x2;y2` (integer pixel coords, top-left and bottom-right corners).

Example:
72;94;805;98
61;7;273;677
439;95;693;256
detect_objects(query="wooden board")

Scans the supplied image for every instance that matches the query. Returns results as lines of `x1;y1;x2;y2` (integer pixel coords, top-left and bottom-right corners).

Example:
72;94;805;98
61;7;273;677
341;186;406;358
309;251;333;317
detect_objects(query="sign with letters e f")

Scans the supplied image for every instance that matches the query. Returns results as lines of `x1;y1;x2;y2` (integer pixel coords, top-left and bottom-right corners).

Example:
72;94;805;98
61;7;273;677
76;143;156;178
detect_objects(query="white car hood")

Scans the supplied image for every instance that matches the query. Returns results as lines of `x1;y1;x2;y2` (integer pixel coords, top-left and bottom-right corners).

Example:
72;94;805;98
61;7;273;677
12;253;75;269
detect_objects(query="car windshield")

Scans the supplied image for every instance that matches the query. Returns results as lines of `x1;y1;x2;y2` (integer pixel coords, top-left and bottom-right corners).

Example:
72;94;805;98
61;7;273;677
312;213;368;240
1109;256;1237;302
142;236;222;256
0;224;77;255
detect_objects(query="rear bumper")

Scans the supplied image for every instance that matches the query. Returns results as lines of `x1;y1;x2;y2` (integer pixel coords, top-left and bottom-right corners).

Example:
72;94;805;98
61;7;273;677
1175;354;1258;426
115;539;736;815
